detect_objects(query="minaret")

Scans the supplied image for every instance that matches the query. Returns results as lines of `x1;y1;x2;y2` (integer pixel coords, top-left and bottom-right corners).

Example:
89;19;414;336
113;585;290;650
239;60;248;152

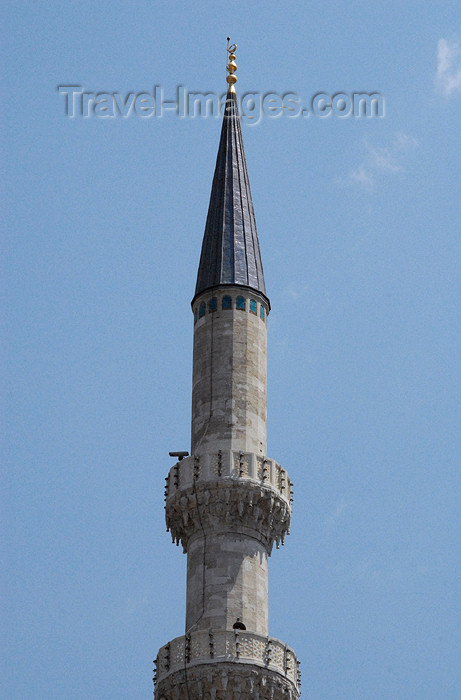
154;42;300;700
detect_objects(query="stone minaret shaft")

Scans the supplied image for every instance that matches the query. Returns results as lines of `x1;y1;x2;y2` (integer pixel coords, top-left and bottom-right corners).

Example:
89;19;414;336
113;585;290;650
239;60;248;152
188;281;270;636
154;44;300;700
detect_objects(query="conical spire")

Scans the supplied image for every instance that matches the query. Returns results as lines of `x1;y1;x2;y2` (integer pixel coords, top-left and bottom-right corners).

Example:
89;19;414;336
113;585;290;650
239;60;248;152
194;45;267;303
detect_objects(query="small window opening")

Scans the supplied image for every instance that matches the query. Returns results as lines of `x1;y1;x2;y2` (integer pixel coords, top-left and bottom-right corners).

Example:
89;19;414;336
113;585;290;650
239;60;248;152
222;295;232;310
236;296;245;310
260;306;265;321
250;299;257;314
199;302;206;318
209;297;217;312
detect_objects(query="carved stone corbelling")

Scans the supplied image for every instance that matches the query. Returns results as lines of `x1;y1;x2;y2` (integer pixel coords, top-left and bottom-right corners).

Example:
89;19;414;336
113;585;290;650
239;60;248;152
155;664;300;700
166;479;291;554
164;451;293;554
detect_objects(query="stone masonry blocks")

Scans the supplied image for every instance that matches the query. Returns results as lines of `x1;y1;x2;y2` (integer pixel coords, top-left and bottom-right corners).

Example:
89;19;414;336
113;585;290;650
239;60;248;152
191;288;268;457
186;533;269;635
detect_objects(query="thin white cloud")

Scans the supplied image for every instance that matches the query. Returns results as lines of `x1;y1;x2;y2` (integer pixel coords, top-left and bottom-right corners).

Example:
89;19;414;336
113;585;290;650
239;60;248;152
347;133;418;192
367;145;402;173
325;496;348;527
393;133;419;150
350;165;374;191
281;281;309;305
436;38;461;96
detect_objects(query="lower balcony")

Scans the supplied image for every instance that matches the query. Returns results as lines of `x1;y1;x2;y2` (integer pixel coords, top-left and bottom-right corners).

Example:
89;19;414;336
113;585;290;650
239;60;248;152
154;629;300;699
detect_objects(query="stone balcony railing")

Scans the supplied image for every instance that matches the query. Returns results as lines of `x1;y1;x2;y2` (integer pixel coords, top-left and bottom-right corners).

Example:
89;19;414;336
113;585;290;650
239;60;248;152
165;451;293;504
154;629;301;692
164;451;293;553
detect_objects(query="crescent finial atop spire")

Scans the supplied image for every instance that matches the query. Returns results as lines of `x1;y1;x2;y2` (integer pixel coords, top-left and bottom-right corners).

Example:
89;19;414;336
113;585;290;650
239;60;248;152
226;37;237;93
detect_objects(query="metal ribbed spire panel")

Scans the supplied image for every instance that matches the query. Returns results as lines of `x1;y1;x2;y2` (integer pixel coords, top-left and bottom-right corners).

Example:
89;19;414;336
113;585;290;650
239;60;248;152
194;90;267;300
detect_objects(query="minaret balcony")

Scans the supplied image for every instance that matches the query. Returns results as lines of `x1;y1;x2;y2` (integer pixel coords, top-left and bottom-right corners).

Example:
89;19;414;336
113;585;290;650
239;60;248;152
164;452;293;554
154;629;300;699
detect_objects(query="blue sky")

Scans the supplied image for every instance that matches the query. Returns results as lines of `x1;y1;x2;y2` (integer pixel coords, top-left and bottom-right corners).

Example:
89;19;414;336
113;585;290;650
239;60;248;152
3;1;461;698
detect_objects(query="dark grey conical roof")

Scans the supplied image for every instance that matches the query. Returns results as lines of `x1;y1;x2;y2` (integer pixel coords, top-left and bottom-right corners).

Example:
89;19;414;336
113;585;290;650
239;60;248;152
194;90;267;302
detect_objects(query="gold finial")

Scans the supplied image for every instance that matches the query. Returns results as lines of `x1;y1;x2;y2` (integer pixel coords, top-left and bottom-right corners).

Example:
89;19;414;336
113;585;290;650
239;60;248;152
226;37;237;93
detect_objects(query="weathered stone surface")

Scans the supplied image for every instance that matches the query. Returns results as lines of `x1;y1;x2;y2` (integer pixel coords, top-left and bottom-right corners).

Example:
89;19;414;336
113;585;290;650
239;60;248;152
165;451;292;503
186;533;268;634
155;664;299;700
166;478;291;554
191;288;269;458
154;630;300;699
